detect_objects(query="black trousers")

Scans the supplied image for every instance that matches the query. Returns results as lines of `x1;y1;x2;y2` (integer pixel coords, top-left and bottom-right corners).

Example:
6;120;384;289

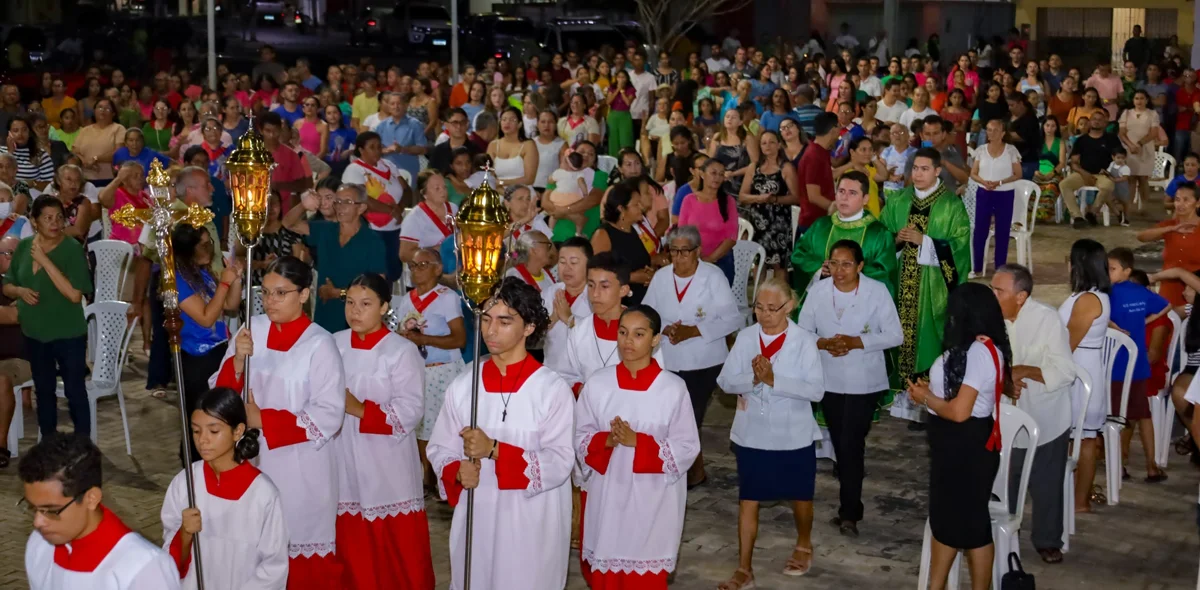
823;390;883;522
178;342;228;467
27;335;89;439
678;365;723;429
146;270;172;389
1008;428;1070;550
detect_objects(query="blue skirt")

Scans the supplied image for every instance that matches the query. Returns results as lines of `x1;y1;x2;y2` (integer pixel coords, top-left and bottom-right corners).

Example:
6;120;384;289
731;442;816;502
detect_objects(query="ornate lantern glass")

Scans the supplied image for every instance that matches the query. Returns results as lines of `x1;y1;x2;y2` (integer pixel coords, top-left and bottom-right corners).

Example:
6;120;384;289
225;124;275;245
455;177;511;306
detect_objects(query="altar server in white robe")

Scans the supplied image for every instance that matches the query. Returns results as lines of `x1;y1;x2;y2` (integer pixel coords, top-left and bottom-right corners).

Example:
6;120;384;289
716;277;825;585
335;273;435;590
211;256;346;590
565;251;633;394
23;433;181;590
427;277;575;590
162;387;289;590
576;304;700;589
796;239;902;538
642;224;743;487
542;237;594;381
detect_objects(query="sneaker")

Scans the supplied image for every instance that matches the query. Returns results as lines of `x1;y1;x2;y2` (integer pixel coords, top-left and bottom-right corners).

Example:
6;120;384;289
1085;212;1098;226
1072;217;1087;230
1119;213;1130;227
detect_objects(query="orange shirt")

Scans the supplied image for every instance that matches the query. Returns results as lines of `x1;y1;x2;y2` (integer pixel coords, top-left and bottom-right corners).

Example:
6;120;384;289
449;83;468;109
1156;217;1200;306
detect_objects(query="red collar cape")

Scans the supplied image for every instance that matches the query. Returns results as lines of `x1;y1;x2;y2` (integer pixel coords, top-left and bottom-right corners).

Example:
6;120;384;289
482;356;542;393
267;315;312;351
515;264;543;291
593;314;619;341
53;505;133;572
203;460;261;500
350;325;390;350
760;331;787;359
617;359;662;391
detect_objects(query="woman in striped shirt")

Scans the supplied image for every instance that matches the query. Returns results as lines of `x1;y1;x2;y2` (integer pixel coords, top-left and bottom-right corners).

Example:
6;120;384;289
0;115;54;190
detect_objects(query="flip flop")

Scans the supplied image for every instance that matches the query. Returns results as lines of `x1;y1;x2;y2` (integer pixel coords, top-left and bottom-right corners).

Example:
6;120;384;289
717;567;755;590
1037;548;1063;564
783;546;812;576
1145;472;1168;484
150;388;170;401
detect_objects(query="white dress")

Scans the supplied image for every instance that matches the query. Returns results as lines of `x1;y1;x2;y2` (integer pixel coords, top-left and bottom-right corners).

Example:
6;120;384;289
161;462;290;590
391;285;467;439
575;361;699;580
426;357;575;590
27;506;181;590
1057;290;1111;439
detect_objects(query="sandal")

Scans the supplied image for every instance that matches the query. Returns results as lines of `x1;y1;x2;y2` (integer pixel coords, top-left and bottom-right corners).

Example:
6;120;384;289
1036;548;1063;564
0;449;9;468
783;545;812;577
1145;472;1168;484
150;388;170;400
1089;485;1107;505
717;568;755;590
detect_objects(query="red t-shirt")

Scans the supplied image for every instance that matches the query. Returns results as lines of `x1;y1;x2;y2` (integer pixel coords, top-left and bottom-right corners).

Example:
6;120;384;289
1146;314;1173;394
795;142;833;230
1176;86;1200;131
271;143;305;211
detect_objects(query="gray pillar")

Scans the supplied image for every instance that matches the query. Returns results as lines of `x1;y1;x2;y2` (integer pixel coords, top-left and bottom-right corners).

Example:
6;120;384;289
883;0;899;57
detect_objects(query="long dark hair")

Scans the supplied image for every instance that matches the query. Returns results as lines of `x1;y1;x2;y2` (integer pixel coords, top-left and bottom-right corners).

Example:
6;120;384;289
603;179;638;224
172;223;214;299
11;115;43;164
1069;239;1111;294
499;106;527;141
193;387;260;463
941;282;1013;401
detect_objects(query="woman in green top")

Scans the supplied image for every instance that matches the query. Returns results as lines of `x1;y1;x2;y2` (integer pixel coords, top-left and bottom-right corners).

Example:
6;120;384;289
142;100;174;153
445;146;472;206
3;195;92;438
282;183;387;334
48;108;81;151
543;139;607;242
1033;116;1066;222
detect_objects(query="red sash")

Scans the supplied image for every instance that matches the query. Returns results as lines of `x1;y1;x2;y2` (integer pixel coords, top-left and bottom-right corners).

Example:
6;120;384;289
410;288;439;314
0;217;14;236
759;332;786;359
353;158;392;182
979;336;1004;452
419;202;453;239
515;264;542;291
673;276;693;303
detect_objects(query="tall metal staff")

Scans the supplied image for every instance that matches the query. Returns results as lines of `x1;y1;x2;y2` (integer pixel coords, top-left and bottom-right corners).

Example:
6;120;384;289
223;119;275;401
448;166;511;590
112;160;215;589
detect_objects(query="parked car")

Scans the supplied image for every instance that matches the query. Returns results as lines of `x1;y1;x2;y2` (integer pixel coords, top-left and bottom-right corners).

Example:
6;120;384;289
463;14;540;65
538;16;644;59
387;2;452;51
348;5;394;47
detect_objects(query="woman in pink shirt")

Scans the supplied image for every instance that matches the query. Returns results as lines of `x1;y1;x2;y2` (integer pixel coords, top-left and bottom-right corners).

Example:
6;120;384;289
947;54;979;95
102;161;150;247
677;158;738;284
1086;63;1123;121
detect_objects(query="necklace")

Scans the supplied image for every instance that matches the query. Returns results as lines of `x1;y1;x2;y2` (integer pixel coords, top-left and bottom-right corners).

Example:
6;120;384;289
592;315;620;368
497;355;529;422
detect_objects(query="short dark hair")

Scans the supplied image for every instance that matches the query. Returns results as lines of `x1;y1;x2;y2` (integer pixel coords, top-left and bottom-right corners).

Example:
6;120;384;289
838;169;870;195
1108;247;1135;271
19;433;102;498
1129;269;1150;287
446;107;468;122
559;236;594;258
921;115;944;130
830;239;864;264
587;251;631;286
182;145;208;165
997;264;1033;295
258;111;283;130
30;194;65;220
622;303;662;334
813;112;839;137
913;146;942;168
265;256;314;289
1112;145;1127;157
488;276;550;344
884;79;901;91
1176;181;1197;197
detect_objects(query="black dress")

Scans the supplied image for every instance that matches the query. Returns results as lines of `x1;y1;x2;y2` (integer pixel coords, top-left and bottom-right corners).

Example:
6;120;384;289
598;221;652;305
739;166;793;266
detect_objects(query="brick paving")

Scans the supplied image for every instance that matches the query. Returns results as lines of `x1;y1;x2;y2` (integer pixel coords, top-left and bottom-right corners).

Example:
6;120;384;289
2;214;1198;589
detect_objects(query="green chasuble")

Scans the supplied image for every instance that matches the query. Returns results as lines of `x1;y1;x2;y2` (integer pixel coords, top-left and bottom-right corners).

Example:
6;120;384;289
879;182;971;393
792;212;897;305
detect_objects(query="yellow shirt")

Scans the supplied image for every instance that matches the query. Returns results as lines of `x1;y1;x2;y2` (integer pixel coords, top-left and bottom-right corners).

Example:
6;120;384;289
351;93;379;125
41;96;78;128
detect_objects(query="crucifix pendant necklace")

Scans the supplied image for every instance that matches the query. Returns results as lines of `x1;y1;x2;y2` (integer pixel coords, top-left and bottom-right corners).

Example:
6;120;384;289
498;356;529;422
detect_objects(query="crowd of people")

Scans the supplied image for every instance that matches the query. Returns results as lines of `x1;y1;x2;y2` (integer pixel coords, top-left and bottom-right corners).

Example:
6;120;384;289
5;21;1200;590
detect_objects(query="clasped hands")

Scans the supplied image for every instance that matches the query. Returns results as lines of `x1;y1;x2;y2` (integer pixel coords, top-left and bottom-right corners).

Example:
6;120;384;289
662;321;700;345
817;334;862;357
896;226;924;246
605;417;638;448
749;354;775;387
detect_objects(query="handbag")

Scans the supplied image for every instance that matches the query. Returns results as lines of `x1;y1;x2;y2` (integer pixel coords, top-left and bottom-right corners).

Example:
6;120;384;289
1000;552;1035;590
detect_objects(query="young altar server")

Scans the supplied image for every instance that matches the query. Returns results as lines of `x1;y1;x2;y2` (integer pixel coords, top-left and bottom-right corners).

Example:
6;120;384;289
542;237;594;380
22;433;181;590
162;387;289;590
210;256;346;590
335;272;436;590
576;304;700;589
564;251;633;393
426;277;575;590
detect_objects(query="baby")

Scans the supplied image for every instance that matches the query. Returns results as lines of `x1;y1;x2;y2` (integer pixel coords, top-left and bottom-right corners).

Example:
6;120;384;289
546;149;594;236
1105;146;1131;226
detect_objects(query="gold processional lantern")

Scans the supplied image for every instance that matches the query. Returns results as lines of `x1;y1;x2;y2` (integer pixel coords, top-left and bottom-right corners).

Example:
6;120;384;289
454;169;511;307
225;122;275;247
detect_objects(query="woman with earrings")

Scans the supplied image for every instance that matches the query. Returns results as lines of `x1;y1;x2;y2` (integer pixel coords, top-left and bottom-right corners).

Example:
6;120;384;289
335;273;436;590
161;386;289;589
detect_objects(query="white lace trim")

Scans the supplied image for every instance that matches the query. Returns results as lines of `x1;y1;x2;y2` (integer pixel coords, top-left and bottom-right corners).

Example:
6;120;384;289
337;498;425;520
296;411;328;449
433;455;460;501
522;449;543;497
581;549;676;575
659;440;682;483
382;401;407;440
289;540;336;558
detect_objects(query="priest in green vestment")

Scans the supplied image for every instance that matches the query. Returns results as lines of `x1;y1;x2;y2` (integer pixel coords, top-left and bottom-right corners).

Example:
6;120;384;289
879;148;971;422
792;170;897;303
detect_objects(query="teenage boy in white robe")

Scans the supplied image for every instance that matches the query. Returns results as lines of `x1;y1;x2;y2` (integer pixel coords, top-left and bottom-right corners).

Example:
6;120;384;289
23;433;180;590
566;251;634;394
427;277;575;590
576;304;700;589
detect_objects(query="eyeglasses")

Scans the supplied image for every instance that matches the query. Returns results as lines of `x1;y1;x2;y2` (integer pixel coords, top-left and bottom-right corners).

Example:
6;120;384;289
262;288;301;300
0;251;13;258
668;246;698;255
17;495;81;520
332;199;360;207
753;302;788;313
411;261;439;269
827;259;860;270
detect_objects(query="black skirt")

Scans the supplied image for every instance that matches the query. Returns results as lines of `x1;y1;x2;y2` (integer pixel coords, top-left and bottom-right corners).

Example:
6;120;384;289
927;414;999;550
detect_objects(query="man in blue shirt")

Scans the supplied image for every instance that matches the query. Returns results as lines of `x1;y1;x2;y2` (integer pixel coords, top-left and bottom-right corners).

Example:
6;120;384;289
270;81;304;127
296;58;323;92
375;92;428;181
791;86;824;138
1106;247;1169;483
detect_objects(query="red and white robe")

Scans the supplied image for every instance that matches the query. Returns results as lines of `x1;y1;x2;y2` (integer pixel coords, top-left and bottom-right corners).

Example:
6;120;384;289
540;283;590;384
334;327;435;590
26;505;181;590
211;314;346;590
426;357;575;590
161;461;289;590
575;361;700;589
566;313;666;397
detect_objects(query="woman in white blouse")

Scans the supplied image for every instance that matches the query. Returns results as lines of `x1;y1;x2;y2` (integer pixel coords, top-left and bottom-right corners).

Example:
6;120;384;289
796;239;902;537
642;225;742;487
906;282;1013;590
715;276;824;588
968;118;1022;277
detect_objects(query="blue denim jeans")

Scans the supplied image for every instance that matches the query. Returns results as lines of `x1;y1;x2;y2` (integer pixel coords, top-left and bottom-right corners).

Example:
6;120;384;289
27;335;89;438
1174;130;1192;164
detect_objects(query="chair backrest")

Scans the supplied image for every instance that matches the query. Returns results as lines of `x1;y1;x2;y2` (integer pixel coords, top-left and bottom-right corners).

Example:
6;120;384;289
790;205;800;243
87;240;134;303
1152;151;1176;183
962;182;978;223
84;301;136;387
252;286;265;316
1167;310;1185;390
1070;361;1094;463
596;154;618;175
1012;179;1040;234
1103;328;1138;418
991;404;1041;517
100;207;113;240
737;217;754;241
397;168;413;188
730;240;765;312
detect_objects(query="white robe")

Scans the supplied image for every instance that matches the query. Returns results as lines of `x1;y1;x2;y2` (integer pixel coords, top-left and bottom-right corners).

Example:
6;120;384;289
334;328;427;520
161;462;290;590
426;358;575;590
540;283;591;381
26;507;181;590
565;312;668;391
209;314;346;559
575;361;699;576
641;262;742;371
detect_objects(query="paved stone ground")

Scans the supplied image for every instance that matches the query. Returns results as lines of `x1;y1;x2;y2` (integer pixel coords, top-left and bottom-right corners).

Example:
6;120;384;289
2;209;1198;589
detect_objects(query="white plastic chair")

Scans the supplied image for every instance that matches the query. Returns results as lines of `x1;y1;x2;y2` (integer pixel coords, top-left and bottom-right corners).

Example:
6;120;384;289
252;286;265;316
52;302;138;455
1152;311;1184;469
790;205;800;243
730;240;765;326
917;404;1040;590
1150;151;1176;192
1102;328;1137;506
736;217;754;241
7;379;32;457
596;155;618;176
88;240;134;303
981;181;1038;275
1062;361;1093;553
